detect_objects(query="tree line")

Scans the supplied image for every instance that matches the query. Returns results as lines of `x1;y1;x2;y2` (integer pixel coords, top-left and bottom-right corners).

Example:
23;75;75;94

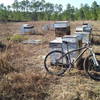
0;0;100;22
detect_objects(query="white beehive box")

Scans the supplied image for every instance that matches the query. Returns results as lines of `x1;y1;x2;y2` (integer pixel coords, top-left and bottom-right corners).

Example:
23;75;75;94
82;26;92;33
54;21;70;37
82;23;92;29
49;35;82;64
76;24;92;33
75;32;91;43
83;27;91;33
20;24;35;35
62;35;82;62
49;37;67;64
76;26;83;32
49;37;63;51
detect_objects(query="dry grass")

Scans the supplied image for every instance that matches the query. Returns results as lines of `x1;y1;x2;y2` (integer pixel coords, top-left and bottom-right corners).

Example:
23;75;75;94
92;35;100;45
0;50;17;76
0;21;100;100
48;71;100;100
0;43;59;100
0;71;58;100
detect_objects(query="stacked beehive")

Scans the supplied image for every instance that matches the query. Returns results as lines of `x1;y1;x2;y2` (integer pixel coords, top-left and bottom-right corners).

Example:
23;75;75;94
75;23;92;44
54;21;70;37
49;22;92;64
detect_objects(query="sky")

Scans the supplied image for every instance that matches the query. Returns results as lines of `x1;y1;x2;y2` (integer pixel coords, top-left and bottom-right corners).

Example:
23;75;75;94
0;0;100;9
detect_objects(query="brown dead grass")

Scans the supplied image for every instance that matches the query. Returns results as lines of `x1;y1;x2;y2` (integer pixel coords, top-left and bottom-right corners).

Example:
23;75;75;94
48;70;100;100
0;71;59;100
0;50;17;76
0;21;100;100
0;43;59;100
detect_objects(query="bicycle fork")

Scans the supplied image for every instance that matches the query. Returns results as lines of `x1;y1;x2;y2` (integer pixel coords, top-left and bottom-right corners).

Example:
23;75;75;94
89;47;99;66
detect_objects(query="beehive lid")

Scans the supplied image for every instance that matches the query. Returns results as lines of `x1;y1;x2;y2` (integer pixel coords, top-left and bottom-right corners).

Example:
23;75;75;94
54;21;70;28
22;24;34;28
55;21;69;24
50;37;62;43
62;35;79;43
75;32;90;35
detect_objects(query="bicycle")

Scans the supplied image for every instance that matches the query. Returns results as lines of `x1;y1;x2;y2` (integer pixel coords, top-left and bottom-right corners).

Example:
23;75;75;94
44;41;100;81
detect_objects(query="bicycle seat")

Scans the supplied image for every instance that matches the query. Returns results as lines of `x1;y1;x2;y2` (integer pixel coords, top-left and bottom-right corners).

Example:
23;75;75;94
63;41;68;44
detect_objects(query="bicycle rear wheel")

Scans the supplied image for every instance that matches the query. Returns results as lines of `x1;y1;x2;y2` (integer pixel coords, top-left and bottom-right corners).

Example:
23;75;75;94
44;50;68;75
84;54;100;81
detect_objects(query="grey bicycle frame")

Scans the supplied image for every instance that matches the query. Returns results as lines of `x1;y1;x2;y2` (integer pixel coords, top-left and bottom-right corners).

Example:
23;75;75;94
61;44;99;70
66;45;88;69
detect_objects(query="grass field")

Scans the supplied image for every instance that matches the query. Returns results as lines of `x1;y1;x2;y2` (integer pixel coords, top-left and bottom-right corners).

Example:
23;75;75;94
0;21;100;100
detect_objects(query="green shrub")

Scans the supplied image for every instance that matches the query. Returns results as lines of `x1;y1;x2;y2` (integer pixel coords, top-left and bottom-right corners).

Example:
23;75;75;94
9;34;28;42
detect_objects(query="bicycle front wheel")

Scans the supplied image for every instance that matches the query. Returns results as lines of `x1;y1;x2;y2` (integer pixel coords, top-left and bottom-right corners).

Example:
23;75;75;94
44;50;68;75
84;54;100;81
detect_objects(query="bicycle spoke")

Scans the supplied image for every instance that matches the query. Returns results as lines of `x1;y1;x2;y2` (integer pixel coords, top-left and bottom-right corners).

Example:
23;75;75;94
84;54;100;81
44;50;68;75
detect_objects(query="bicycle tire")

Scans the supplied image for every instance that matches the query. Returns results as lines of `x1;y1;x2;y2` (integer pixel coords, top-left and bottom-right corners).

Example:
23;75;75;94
44;50;68;75
84;54;100;81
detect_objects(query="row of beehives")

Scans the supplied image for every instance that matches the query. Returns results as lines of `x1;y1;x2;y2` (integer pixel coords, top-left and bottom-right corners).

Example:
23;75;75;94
49;21;92;63
20;21;70;35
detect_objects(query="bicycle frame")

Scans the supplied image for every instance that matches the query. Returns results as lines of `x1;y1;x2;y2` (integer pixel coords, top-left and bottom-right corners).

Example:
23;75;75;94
70;46;88;65
59;44;99;71
66;45;88;71
88;47;99;66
